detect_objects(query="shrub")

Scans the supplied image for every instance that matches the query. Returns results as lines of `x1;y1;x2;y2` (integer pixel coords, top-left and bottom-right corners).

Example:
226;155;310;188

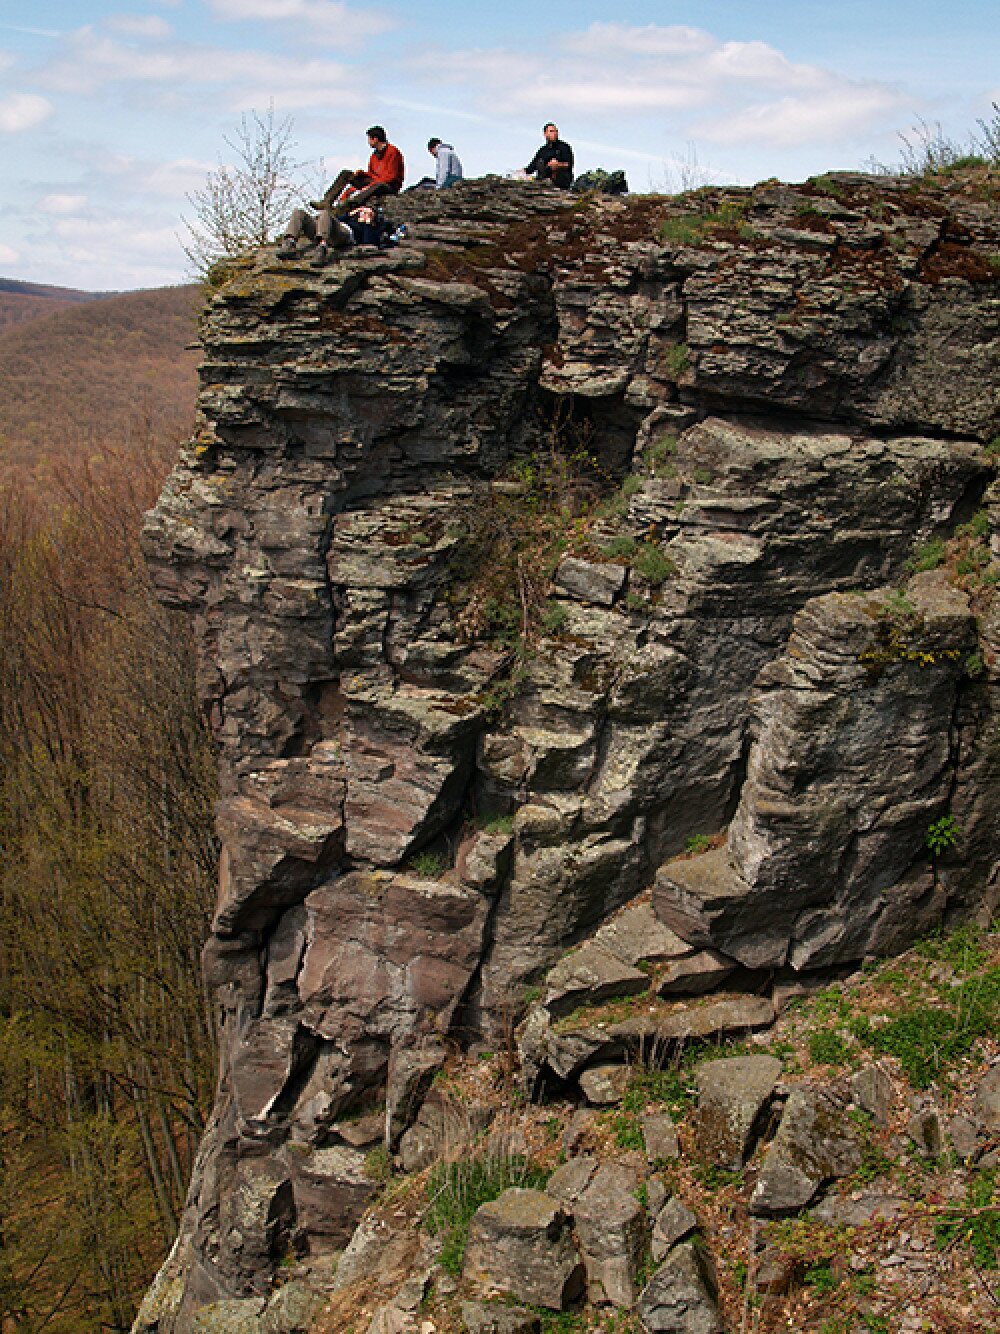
540;600;569;635
808;1029;850;1067
634;543;676;587
409;851;445;878
906;539;947;573
602;535;638;561
684;833;713;855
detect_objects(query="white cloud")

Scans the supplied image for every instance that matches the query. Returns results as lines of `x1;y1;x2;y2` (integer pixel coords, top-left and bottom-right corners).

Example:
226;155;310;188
207;0;395;44
0;91;52;132
106;15;173;39
413;22;907;145
39;27;363;111
696;84;907;147
40;192;87;214
0;242;19;265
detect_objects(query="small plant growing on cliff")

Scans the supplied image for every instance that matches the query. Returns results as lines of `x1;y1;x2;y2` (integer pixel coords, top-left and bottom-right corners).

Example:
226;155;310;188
926;815;960;856
409;851;446;878
907;538;947;573
634;543;676;587
684;833;713;855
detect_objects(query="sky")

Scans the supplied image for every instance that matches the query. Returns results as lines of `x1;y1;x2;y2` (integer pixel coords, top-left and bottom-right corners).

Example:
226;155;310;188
1;0;998;291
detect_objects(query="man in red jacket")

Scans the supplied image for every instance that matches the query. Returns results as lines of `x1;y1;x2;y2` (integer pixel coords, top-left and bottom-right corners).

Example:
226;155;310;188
318;125;405;212
277;125;405;265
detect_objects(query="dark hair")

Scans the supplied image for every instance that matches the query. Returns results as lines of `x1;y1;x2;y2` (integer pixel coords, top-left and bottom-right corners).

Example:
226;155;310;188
543;122;558;132
427;137;441;151
367;125;387;142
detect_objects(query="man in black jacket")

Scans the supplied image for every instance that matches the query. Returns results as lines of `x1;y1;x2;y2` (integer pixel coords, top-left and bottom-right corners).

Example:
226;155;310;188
525;122;574;189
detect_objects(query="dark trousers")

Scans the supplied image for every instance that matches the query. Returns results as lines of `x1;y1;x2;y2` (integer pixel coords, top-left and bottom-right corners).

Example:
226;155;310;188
323;170;394;212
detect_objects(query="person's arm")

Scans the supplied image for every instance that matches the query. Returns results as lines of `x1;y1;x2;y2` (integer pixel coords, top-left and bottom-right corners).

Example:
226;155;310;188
525;146;545;176
435;149;447;188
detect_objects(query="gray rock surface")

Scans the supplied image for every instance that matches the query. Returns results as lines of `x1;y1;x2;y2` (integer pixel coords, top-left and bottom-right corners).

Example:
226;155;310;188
693;1055;783;1169
642;1114;680;1163
751;1085;862;1215
651;1198;698;1262
637;1242;723;1334
579;1063;631;1106
976;1065;1000;1129
462;1188;585;1310
460;1302;541;1334
573;1162;648;1307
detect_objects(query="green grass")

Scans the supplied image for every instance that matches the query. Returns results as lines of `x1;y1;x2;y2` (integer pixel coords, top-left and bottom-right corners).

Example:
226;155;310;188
602;535;638;560
855;965;1000;1088
934;1168;1000;1267
480;813;515;836
808;1029;851;1066
906;538;947;572
621;1065;696;1121
408;851;446;878
633;543;676;587
425;1152;549;1277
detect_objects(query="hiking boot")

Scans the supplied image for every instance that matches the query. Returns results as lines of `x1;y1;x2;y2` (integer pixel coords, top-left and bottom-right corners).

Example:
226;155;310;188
276;236;297;259
309;242;329;269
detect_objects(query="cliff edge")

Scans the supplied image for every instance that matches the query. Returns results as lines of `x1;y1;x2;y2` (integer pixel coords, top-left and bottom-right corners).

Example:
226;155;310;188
136;173;1000;1331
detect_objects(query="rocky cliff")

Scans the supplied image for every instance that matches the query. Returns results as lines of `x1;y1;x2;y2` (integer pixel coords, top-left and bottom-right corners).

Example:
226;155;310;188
136;173;999;1332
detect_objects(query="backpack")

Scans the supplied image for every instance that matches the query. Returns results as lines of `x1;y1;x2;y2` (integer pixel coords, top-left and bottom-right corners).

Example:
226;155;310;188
571;169;629;196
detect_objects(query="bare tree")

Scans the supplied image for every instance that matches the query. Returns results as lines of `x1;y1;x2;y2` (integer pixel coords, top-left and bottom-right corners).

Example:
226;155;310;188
182;104;308;277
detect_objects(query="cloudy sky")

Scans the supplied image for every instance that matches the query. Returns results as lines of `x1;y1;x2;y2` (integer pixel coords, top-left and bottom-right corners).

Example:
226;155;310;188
1;0;997;291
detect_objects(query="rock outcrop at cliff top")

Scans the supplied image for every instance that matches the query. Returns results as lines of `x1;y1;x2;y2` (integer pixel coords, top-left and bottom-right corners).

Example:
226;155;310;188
136;172;1000;1327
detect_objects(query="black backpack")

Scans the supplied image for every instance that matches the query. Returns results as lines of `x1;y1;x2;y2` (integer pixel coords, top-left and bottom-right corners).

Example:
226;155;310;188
571;169;629;196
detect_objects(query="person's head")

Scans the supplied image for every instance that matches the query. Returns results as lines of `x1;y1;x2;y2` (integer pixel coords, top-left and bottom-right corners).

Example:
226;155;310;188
544;122;559;143
367;125;387;149
427;137;441;157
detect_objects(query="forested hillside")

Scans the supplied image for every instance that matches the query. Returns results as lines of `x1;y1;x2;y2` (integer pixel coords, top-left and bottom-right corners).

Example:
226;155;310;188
0;282;216;1331
0;278;99;333
0;283;200;481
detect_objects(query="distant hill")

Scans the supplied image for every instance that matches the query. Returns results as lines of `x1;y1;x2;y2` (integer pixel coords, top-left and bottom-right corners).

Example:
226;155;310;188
0;283;201;482
0;277;104;333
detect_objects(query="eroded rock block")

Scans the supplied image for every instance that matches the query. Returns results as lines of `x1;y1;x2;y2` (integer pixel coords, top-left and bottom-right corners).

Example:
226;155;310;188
463;1188;585;1310
637;1241;723;1334
693;1054;783;1169
751;1085;861;1216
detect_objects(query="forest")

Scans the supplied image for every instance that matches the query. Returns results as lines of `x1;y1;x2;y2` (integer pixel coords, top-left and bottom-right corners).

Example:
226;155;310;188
0;286;216;1331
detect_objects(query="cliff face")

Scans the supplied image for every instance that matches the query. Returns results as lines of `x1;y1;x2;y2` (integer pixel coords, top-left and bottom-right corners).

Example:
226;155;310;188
136;175;1000;1327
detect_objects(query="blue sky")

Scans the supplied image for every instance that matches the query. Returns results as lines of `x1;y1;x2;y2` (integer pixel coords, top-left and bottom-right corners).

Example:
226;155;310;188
1;0;997;290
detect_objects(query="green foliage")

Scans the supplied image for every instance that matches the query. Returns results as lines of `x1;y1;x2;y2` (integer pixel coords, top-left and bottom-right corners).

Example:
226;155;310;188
934;1168;1000;1267
692;467;713;485
965;650;986;678
665;342;690;378
684;833;713;855
916;923;989;973
860;965;1000;1087
985;436;1000;460
906;538;947;572
541;600;569;635
481;813;515;836
408;851;446;878
647;434;678;474
691;1163;743;1190
659;215;705;245
363;1145;392;1183
926;814;960;856
609;1111;645;1150
808;1028;850;1066
602;535;639;560
633;543;676;587
622;1065;696;1121
803;1260;839;1296
958;509;990;541
425;1152;549;1277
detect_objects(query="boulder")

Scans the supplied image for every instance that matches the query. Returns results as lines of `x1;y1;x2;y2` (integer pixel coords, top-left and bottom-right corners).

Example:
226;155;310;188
692;1055;783;1169
751;1085;862;1216
544;942;650;1018
651;1198;698;1263
642;1113;680;1163
191;1300;267;1333
579;1063;631;1106
574;1163;648;1307
851;1063;893;1126
460;1301;541;1334
637;1242;723;1334
976;1065;1000;1130
263;1282;326;1334
463;1189;585;1310
554;556;627;606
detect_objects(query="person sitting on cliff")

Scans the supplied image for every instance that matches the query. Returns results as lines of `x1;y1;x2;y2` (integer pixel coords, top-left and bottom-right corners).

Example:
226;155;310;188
277;125;404;267
320;125;405;212
524;122;574;189
412;138;463;189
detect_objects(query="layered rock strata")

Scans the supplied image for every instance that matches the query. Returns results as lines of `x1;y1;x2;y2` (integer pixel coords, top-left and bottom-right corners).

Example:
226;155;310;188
137;174;1000;1326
